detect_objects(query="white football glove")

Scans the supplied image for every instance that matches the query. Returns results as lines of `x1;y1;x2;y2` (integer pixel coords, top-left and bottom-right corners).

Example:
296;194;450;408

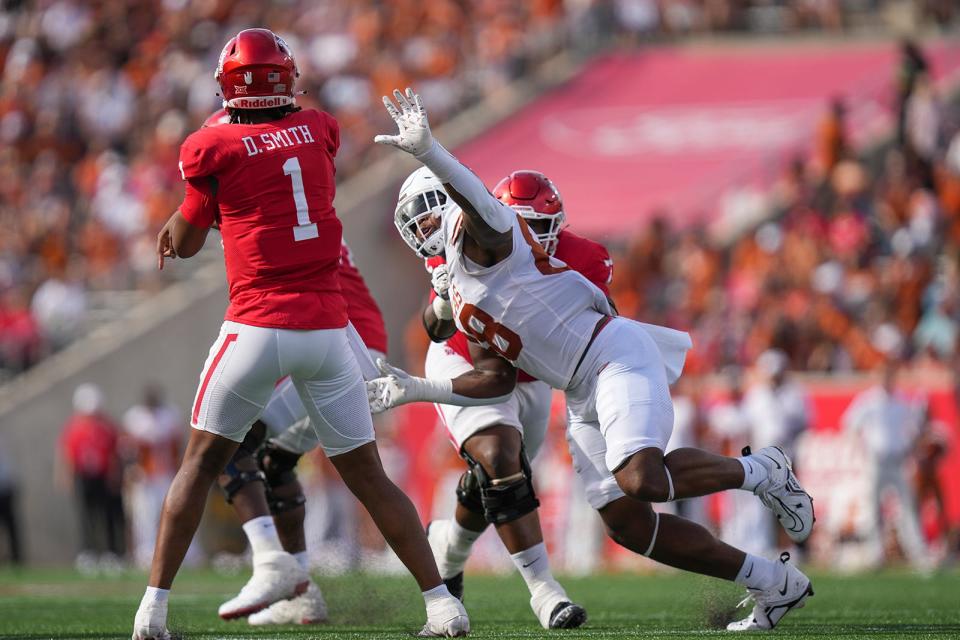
430;263;450;299
374;88;434;157
366;359;418;414
432;295;454;321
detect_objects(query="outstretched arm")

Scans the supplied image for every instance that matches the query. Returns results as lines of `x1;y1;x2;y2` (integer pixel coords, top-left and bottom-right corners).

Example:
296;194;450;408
367;347;517;414
375;88;513;250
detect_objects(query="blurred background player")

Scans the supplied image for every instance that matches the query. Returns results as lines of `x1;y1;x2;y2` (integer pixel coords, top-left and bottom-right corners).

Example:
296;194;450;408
132;30;467;640
417;170;611;628
0;434;22;565
744;350;810;460
121;384;186;570
737;350;811;556
842;359;932;570
56;384;125;570
913;405;953;561
664;374;711;528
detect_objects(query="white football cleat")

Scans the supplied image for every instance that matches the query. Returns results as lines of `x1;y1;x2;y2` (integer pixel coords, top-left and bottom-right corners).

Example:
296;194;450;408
247;580;328;625
748;446;815;543
727;553;814;631
419;594;470;637
132;599;170;640
530;581;588;629
218;550;309;620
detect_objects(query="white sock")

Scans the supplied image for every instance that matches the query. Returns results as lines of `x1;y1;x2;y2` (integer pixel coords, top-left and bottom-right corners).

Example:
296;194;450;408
422;583;452;605
242;515;284;556
294;550;310;572
447;519;482;557
734;553;780;591
140;586;169;606
510;542;557;595
738;455;768;492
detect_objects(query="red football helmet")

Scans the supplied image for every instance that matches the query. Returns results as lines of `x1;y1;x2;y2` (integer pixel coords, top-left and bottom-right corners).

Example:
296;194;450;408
215;28;298;110
493;170;566;255
202;108;231;127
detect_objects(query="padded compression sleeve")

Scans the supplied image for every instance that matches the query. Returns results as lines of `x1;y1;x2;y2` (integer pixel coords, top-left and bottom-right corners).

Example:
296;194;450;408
416;140;513;233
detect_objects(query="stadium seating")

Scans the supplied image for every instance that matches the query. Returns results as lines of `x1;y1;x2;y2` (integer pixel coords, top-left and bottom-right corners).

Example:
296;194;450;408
3;1;956;380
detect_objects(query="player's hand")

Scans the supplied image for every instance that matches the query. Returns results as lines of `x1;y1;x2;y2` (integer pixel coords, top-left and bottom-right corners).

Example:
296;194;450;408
366;359;417;414
156;218;178;270
374;88;434;157
431;263;450;299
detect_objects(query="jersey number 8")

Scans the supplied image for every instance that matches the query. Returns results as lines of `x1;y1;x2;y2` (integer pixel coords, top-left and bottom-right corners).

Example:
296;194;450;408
459;303;523;362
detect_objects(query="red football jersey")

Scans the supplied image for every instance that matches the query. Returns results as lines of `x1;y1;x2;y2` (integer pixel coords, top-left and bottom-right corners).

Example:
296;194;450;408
187;186;387;352
178;109;347;330
339;242;388;353
429;228;613;382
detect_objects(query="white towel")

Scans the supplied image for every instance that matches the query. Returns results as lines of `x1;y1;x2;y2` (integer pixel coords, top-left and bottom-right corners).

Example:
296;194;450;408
635;321;693;384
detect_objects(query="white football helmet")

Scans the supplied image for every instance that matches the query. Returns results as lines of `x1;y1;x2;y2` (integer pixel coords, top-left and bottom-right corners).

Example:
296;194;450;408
394;167;450;257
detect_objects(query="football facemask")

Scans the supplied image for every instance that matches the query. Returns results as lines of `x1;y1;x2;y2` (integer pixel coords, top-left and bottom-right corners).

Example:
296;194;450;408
394;188;448;257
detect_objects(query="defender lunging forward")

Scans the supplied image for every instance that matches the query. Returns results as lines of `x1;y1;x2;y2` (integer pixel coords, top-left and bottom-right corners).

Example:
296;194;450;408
369;89;816;632
131;39;467;640
411;170;611;628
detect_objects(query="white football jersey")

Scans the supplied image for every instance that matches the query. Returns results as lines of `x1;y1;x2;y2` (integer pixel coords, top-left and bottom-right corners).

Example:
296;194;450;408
444;209;613;390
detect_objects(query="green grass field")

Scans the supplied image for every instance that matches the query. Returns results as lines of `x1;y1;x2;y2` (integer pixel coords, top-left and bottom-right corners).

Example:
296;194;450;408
0;567;958;639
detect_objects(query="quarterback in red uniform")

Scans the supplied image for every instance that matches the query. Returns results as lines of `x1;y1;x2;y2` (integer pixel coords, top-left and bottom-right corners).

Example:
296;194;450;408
176;112;390;624
132;31;467;640
415;171;610;629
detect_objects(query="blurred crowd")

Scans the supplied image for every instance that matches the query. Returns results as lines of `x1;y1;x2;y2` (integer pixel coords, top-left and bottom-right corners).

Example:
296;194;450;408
609;47;959;376
0;0;576;378
0;1;956;380
581;45;960;566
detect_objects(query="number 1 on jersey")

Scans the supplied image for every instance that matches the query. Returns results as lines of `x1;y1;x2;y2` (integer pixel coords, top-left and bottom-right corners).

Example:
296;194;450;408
283;157;318;242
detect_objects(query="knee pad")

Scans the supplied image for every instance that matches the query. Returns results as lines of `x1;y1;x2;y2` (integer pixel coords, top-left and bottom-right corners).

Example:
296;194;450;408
220;422;268;503
455;468;485;516
258;440;306;514
462;447;540;525
220;460;266;504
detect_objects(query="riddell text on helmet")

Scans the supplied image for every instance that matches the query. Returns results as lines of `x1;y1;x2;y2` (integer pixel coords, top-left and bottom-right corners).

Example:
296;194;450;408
230;95;291;109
